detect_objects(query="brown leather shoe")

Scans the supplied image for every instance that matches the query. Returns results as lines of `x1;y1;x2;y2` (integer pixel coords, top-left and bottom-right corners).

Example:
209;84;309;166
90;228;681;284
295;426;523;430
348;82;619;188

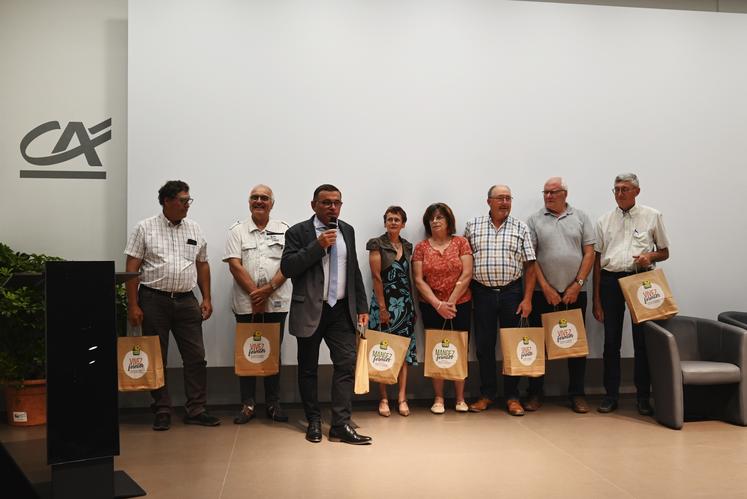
468;397;494;412
571;396;590;414
524;396;542;412
506;399;525;416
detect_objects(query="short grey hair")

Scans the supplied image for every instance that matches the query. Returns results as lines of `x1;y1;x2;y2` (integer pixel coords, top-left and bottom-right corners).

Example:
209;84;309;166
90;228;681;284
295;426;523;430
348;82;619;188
250;184;274;202
614;173;639;187
546;176;568;191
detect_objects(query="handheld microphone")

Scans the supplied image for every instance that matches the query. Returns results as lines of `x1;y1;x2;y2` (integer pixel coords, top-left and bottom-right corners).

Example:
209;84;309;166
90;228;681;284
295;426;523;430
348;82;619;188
326;217;337;254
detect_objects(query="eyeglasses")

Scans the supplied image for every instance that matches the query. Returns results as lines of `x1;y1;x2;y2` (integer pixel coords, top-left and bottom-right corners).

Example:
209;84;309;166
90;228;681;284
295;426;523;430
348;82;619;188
176;196;194;206
385;217;402;224
489;195;513;202
542;189;566;196
250;194;271;202
318;200;343;208
613;187;634;194
429;215;446;223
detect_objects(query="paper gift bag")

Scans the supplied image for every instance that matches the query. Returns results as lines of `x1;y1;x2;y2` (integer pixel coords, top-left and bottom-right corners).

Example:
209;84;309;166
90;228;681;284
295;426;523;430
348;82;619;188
354;335;370;394
424;329;468;381
364;329;410;385
500;326;545;377
234;322;281;376
541;308;589;360
618;268;679;324
118;335;165;391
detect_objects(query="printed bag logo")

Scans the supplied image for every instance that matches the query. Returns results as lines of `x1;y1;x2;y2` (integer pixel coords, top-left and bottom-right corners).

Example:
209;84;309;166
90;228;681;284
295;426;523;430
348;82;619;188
551;318;578;348
123;345;149;379
368;340;396;371
432;337;458;369
516;336;538;366
636;279;665;309
243;331;271;364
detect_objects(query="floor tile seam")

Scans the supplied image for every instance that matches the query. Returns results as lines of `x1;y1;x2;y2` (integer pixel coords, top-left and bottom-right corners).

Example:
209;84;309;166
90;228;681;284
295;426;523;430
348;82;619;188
217;425;242;499
516;419;637;498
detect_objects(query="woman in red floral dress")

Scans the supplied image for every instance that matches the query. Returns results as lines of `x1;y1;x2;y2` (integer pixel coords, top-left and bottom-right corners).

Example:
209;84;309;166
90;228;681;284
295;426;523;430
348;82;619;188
412;203;473;414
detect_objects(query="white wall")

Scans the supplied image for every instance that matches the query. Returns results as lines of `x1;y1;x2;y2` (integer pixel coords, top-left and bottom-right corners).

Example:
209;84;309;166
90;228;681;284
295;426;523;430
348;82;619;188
0;0;127;264
120;0;744;367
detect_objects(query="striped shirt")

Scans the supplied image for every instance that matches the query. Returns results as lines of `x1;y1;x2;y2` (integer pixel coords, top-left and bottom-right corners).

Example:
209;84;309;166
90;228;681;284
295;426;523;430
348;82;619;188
124;213;208;292
464;214;536;287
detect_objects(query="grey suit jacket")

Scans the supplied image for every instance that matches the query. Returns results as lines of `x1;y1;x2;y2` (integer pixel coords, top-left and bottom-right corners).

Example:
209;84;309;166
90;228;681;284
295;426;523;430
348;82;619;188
280;216;367;338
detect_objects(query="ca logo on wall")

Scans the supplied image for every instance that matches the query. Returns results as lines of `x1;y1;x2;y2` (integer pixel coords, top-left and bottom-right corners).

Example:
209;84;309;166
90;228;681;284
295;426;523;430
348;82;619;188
19;118;112;179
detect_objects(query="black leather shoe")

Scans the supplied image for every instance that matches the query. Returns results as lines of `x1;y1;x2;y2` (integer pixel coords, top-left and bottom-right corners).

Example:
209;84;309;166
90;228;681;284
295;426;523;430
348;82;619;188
637;399;654;416
184;411;221;426
153;413;170;431
233;404;255;425
306;421;322;443
266;403;289;422
328;424;372;445
597;398;618;413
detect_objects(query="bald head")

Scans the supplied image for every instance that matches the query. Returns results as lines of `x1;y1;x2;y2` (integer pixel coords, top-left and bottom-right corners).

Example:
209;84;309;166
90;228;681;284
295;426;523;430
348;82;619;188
487;184;511;198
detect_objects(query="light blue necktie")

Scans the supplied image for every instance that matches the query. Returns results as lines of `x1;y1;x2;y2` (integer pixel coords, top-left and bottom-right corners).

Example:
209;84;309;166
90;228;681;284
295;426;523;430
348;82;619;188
328;238;338;307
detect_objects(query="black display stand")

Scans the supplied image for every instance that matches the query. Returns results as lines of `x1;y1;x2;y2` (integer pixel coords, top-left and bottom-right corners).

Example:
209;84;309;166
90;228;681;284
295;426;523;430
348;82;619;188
2;263;145;499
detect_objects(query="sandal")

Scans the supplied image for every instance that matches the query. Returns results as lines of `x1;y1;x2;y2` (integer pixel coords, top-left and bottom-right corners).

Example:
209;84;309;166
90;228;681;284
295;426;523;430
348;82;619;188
430;398;445;415
398;400;410;417
378;399;391;417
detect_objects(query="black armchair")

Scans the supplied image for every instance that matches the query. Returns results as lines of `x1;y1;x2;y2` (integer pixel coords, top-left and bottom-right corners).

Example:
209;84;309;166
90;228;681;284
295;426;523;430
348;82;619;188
718;311;747;331
643;316;747;430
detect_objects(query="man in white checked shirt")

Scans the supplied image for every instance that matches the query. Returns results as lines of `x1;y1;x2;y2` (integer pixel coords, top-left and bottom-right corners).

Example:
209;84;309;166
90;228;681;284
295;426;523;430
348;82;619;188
465;184;537;417
125;180;220;431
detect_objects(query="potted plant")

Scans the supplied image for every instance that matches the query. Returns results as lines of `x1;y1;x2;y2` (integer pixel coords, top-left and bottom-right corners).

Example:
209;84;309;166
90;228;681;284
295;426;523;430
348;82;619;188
0;243;60;426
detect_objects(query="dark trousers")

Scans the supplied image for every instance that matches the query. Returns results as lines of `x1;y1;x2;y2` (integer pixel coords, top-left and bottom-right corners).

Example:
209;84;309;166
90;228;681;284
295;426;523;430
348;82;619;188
471;280;525;401
236;312;287;406
139;286;207;417
600;270;650;400
419;301;472;331
528;291;587;398
296;298;356;428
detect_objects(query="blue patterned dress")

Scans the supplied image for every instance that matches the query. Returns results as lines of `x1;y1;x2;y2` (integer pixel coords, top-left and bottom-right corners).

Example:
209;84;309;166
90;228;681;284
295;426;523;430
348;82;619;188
368;254;417;365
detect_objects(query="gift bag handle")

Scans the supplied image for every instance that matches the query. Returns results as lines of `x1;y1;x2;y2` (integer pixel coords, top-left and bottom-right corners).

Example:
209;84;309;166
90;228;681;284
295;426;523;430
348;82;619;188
249;312;266;323
441;319;454;331
127;324;143;337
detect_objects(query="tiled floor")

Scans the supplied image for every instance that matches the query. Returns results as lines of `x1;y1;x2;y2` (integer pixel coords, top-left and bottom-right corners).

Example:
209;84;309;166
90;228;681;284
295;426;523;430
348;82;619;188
4;398;747;498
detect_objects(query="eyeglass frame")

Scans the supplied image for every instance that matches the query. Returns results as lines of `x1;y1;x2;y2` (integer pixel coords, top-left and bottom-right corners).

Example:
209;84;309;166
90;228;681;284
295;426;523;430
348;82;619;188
175;196;194;206
317;199;343;208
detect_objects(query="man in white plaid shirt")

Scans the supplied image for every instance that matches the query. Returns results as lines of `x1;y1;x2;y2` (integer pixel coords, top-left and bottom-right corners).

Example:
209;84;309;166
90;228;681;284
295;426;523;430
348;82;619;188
125;180;220;431
465;184;537;417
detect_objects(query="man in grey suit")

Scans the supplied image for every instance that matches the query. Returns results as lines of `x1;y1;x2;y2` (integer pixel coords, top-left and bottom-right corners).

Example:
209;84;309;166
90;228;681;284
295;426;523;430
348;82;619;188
281;184;372;445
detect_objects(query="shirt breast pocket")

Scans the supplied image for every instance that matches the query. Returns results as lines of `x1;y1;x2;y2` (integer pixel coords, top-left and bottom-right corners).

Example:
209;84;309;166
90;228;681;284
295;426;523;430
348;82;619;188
267;240;284;259
241;240;258;259
183;242;199;262
631;231;651;255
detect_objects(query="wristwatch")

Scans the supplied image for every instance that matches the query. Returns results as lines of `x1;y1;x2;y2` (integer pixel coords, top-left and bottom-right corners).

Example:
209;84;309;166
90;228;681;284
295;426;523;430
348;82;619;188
575;279;584;286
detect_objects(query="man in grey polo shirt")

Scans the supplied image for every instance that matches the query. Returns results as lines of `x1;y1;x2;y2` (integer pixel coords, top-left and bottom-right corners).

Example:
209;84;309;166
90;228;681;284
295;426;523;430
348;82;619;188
527;177;595;413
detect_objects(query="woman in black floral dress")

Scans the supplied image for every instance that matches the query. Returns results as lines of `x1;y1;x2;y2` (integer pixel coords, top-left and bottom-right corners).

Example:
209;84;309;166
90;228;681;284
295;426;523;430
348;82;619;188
367;206;416;417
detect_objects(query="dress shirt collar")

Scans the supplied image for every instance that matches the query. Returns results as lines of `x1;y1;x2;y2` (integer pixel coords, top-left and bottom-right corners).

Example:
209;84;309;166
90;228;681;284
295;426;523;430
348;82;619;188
616;204;639;217
158;212;182;227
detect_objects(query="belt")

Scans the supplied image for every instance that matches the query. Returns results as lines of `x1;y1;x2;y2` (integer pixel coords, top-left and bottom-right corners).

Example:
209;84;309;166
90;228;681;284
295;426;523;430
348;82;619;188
472;278;521;291
601;269;636;278
141;286;193;299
